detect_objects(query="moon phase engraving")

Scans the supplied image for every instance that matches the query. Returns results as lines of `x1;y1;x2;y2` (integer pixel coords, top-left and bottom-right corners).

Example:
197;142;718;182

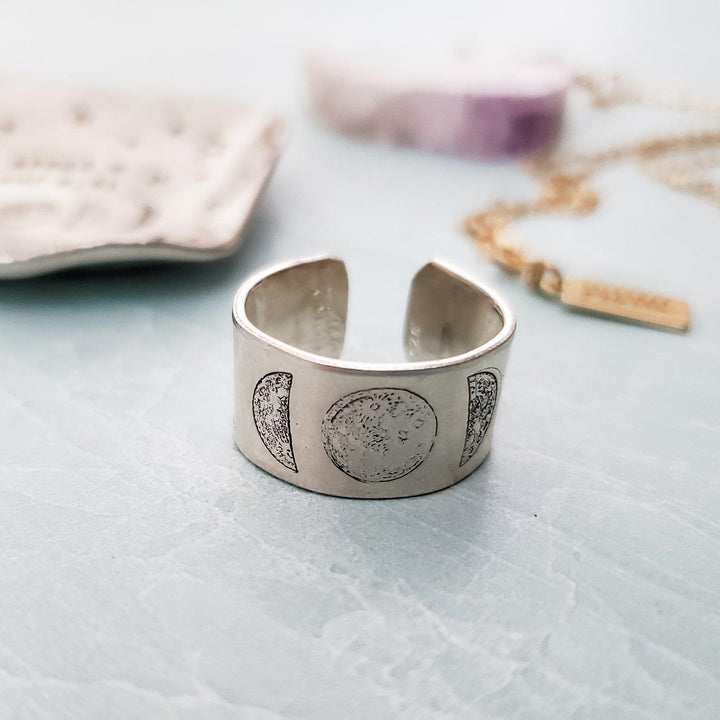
321;388;437;483
459;370;499;467
252;372;298;472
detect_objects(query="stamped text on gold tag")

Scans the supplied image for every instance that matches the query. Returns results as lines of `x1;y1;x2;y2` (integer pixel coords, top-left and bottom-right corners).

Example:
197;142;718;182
560;278;691;331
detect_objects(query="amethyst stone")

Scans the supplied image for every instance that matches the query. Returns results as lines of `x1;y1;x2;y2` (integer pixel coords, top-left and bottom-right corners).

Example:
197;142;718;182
307;49;569;159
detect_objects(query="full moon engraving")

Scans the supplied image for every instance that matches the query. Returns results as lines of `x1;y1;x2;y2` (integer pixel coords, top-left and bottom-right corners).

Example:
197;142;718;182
321;388;437;483
459;371;498;467
252;372;298;472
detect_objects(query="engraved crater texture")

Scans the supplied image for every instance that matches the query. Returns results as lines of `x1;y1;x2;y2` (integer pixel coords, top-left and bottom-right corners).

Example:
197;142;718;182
252;372;297;472
322;388;437;483
460;371;499;467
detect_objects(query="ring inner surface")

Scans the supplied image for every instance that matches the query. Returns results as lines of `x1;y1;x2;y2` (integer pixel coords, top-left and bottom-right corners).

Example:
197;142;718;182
404;262;504;361
244;258;504;362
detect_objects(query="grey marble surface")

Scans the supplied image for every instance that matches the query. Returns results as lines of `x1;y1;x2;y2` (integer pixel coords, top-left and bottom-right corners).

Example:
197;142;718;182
0;1;719;718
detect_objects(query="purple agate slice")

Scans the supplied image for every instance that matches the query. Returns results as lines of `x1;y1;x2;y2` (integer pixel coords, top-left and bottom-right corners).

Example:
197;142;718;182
307;50;570;159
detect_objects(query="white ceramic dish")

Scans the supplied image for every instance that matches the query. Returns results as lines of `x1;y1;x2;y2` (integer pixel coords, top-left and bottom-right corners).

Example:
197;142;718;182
0;77;285;278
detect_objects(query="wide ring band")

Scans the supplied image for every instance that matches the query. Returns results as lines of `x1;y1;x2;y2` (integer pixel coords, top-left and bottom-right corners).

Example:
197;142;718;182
232;256;516;498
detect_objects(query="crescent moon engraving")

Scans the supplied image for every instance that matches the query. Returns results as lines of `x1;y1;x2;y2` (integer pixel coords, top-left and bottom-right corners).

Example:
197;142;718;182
252;372;298;472
459;370;499;467
321;388;437;483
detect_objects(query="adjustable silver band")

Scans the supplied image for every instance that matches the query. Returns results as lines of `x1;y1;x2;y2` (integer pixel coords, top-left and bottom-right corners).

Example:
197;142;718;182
232;256;516;498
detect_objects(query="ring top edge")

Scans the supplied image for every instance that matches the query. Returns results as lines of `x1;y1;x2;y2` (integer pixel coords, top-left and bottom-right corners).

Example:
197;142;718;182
233;256;515;374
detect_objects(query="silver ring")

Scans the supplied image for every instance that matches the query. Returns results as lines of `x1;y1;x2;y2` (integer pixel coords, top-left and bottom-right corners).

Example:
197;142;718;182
232;256;516;498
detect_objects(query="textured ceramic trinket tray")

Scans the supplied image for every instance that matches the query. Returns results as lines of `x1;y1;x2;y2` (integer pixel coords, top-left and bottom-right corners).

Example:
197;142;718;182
0;77;285;278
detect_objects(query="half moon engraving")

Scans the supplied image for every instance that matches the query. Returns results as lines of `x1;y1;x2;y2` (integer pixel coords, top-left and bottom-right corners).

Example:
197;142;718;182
460;371;499;467
252;372;298;472
322;388;437;483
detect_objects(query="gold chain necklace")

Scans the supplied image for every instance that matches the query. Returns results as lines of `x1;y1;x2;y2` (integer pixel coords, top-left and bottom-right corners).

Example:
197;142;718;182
463;73;720;332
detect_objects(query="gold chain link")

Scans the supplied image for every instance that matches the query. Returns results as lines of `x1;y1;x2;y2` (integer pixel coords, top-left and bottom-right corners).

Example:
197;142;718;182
464;73;720;311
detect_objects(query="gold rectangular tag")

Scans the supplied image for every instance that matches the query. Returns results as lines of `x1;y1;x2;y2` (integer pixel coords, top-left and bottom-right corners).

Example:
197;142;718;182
560;278;691;331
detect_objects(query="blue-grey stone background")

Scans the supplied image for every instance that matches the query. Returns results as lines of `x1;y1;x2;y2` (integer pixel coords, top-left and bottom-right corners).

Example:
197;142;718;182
0;1;718;717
